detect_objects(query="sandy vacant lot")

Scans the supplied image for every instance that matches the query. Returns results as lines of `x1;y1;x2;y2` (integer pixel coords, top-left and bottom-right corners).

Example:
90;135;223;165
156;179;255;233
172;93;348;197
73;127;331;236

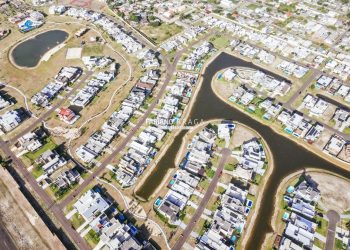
0;167;65;250
310;172;350;213
231;123;257;148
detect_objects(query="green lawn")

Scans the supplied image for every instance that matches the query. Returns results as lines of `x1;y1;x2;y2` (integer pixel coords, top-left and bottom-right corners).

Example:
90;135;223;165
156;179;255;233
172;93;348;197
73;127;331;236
205;168;216;178
210;35;230;49
208;196;221;212
277;3;297;13
216;186;226;194
24;137;57;161
314;238;325;249
335;238;346;250
194;218;209;235
343;127;350;134
247;194;256;209
189;194;199;203
82;44;104;56
224;163;235;171
316;216;329;236
199;178;210;190
215;138;226;148
71;213;85;229
84;229;100;248
182;206;196;224
129;115;138;124
247;3;259;10
253;174;263;185
210;155;220;166
51;182;78;200
32;165;44;178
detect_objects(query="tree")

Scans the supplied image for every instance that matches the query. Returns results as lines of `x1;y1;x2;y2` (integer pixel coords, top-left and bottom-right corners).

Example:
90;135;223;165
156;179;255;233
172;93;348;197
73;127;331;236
129;13;139;22
346;221;350;230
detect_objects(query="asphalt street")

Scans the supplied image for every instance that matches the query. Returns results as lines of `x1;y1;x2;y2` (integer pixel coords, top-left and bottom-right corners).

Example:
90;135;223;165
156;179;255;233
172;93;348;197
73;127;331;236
325;210;340;250
172;148;231;250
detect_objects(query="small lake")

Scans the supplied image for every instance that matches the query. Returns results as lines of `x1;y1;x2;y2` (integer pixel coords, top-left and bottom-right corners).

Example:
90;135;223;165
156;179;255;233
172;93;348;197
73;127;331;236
11;30;69;68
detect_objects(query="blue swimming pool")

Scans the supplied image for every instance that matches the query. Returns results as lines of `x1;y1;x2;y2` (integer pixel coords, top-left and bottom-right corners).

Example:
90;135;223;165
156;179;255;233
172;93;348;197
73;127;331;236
287;186;295;193
246;199;253;208
284;127;293;134
283;212;290;221
154;198;162;206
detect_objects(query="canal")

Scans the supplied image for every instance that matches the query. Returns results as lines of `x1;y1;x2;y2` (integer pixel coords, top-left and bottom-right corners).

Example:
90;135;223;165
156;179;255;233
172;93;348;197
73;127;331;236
11;30;68;68
135;52;350;248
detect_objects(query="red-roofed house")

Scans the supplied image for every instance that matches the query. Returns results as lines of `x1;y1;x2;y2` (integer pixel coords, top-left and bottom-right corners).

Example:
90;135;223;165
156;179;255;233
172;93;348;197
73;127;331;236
58;107;79;124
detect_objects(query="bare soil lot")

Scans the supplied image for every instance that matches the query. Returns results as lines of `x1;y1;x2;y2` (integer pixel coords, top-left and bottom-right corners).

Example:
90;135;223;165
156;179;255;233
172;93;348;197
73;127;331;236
310;172;350;213
0;167;65;250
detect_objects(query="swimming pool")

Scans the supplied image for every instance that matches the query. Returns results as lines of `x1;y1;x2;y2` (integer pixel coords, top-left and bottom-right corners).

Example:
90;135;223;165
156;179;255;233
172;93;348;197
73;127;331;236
246;199;253;208
283;212;290;221
154;198;162;206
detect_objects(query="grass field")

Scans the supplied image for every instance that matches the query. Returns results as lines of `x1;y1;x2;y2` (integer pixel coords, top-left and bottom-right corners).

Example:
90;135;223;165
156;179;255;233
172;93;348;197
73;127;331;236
199;178;210;190
316;216;329;236
224;163;235;171
210;35;230;49
71;213;86;230
84;229;100;248
82;44;104;56
139;23;183;44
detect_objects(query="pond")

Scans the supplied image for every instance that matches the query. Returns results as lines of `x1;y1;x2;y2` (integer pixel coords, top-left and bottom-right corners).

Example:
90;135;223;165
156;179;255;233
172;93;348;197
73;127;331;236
11;30;69;68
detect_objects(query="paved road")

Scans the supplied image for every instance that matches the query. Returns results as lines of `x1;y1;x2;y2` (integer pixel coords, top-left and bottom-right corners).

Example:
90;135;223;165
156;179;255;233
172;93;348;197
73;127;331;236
172;148;231;250
0;139;90;250
284;69;321;109
0;223;17;250
325;210;340;250
8;70;94;145
59;30;216;208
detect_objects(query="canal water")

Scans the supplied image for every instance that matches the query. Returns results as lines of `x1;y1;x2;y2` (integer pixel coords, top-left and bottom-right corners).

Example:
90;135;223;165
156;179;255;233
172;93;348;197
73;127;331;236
11;30;68;68
135;52;350;248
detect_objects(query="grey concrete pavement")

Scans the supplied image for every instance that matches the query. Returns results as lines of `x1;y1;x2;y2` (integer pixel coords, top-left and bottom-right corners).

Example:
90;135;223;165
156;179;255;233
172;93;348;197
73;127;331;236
326;210;341;250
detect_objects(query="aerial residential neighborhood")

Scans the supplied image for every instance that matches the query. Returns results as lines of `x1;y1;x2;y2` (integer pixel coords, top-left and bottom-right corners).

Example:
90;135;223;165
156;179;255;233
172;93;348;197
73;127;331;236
0;0;349;250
